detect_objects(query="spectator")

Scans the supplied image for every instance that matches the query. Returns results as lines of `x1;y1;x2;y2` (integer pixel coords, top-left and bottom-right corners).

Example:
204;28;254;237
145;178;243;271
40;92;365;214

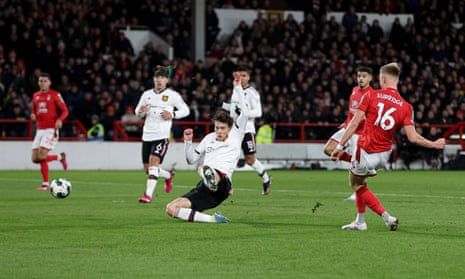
342;5;358;32
87;114;105;141
120;105;141;137
423;127;442;169
5;103;28;137
113;32;134;55
367;19;384;44
73;91;97;129
100;105;117;141
394;128;423;170
206;3;220;51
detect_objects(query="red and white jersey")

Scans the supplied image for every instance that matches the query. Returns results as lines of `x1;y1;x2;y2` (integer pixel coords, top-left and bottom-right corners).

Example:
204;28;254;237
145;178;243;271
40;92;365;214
344;85;372;135
358;87;414;153
32;89;69;129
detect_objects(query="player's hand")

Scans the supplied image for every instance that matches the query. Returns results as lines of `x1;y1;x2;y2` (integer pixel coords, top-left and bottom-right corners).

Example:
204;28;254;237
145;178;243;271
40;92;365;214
183;128;193;142
330;149;343;161
55;119;63;129
232;71;241;87
433;138;446;149
161;110;172;120
139;104;150;113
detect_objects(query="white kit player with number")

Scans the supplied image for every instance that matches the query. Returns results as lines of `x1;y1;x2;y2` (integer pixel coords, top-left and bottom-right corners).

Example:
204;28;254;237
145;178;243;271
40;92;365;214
224;66;272;195
135;66;190;203
135;88;189;141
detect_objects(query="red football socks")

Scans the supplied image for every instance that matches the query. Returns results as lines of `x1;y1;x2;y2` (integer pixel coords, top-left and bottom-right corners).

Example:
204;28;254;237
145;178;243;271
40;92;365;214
356;184;385;215
40;160;49;183
46;154;58;162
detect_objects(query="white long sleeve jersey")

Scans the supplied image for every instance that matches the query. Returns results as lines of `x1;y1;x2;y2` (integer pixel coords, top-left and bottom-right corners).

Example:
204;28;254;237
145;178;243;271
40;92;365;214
231;86;262;134
185;85;247;178
135;88;189;141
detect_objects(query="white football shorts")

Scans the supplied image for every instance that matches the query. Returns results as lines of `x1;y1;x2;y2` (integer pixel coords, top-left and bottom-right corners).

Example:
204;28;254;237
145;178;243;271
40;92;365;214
350;144;391;176
32;128;59;150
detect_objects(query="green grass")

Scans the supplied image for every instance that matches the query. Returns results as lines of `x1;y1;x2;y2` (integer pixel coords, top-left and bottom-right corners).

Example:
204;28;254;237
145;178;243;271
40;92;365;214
1;170;465;279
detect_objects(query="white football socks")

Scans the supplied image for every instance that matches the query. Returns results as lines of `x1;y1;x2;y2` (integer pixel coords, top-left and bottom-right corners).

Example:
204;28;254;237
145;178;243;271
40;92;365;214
251;160;269;182
146;166;159;197
158;167;171;179
176;208;215;223
356;213;366;223
381;211;391;222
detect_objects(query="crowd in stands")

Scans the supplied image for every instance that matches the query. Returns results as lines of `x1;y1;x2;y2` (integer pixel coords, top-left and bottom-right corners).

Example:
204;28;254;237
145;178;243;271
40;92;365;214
0;0;464;147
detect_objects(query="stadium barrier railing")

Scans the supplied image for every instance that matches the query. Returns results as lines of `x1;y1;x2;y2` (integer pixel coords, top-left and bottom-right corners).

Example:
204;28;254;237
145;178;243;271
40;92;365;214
0;119;87;141
0;119;462;147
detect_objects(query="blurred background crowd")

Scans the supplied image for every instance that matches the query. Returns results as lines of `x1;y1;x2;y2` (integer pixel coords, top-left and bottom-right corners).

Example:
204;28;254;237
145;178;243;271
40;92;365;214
0;0;464;153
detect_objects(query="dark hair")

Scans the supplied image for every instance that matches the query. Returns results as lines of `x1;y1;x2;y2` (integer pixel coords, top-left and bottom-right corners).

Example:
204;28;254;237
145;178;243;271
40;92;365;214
213;109;234;127
357;67;373;75
235;65;251;74
39;72;51;79
153;65;169;78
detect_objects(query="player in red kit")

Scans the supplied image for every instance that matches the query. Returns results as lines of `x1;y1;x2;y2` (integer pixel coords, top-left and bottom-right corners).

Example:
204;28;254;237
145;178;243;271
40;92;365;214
31;73;69;190
331;63;445;231
323;67;374;200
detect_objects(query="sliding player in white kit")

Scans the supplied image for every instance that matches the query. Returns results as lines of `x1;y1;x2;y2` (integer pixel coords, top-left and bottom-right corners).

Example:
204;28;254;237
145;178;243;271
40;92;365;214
135;66;190;203
165;72;248;223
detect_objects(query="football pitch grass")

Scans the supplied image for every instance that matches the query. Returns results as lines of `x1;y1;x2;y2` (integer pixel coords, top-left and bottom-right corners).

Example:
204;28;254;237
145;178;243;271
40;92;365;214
1;169;465;279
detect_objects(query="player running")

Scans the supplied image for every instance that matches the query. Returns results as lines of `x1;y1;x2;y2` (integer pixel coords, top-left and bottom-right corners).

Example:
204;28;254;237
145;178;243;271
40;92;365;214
31;72;69;190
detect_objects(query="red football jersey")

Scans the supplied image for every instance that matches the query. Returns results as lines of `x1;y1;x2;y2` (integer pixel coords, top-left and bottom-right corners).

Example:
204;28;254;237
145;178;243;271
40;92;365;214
358;87;414;153
32;89;69;129
344;85;373;135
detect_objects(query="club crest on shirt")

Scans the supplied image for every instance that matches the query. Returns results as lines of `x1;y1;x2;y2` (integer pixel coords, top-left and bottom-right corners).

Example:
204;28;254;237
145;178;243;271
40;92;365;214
162;96;169;102
351;100;359;108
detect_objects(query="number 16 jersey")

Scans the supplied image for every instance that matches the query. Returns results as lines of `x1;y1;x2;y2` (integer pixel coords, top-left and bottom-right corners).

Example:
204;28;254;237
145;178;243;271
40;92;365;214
358;87;414;153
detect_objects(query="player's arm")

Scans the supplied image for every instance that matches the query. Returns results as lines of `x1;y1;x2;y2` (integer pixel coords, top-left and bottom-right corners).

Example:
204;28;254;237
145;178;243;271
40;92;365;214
404;125;445;149
184;128;203;164
135;93;149;117
31;100;36;121
331;109;364;160
56;93;69;129
232;72;248;131
339;110;364;147
224;86;240;119
172;94;190;119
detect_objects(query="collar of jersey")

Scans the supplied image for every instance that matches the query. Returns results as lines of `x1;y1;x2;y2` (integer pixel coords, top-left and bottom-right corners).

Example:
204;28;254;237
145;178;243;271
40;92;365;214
153;88;166;94
216;136;228;142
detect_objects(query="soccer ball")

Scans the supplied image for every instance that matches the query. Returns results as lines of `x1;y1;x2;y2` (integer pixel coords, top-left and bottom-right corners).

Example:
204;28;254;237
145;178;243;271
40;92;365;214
50;178;72;199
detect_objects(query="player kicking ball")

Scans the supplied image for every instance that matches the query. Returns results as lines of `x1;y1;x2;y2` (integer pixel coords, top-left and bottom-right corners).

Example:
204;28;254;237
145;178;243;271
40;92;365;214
165;72;248;223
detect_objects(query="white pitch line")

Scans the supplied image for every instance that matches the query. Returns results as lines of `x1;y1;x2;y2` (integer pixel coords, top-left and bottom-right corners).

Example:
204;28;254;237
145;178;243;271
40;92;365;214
1;177;465;200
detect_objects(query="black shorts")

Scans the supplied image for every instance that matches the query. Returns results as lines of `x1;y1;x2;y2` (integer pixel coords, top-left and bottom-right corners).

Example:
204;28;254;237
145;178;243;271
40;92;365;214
142;139;169;164
241;132;256;155
183;174;232;212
